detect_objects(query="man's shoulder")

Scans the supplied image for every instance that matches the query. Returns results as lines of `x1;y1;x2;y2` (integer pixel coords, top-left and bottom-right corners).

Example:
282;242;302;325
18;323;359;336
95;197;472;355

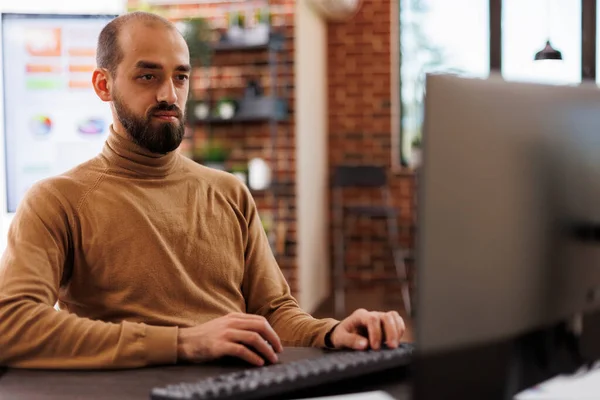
22;156;107;211
179;155;252;203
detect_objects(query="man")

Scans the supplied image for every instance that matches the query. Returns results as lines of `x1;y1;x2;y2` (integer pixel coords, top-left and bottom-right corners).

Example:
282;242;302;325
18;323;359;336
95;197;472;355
0;11;405;369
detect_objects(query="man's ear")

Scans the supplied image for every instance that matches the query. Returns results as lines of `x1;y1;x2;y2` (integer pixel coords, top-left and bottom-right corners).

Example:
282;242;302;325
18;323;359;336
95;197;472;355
92;68;112;102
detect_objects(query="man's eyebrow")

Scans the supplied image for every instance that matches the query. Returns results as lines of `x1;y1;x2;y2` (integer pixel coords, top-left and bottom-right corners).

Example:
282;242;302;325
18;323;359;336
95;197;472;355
134;61;191;73
176;64;192;73
135;61;162;70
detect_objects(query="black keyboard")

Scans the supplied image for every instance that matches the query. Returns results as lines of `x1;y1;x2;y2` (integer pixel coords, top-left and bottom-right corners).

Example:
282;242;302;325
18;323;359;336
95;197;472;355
150;343;414;400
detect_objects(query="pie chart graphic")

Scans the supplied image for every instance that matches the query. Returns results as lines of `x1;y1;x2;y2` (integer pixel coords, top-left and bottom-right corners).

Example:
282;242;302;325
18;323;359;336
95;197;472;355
77;118;105;135
29;115;52;137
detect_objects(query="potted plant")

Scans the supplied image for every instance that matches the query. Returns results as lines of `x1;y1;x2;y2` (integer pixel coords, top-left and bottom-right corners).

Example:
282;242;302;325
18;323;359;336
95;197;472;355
256;8;272;25
214;97;238;120
181;17;212;68
194;140;229;171
226;10;245;43
246;7;271;45
410;134;422;169
180;17;212;125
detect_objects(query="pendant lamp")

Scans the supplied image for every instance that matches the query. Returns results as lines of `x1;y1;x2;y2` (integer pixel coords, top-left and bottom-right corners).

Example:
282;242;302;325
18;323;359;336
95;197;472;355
535;0;562;61
535;40;563;61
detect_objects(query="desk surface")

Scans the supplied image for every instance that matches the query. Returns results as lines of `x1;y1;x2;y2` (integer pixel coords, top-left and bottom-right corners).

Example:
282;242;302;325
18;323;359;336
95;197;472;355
0;347;411;400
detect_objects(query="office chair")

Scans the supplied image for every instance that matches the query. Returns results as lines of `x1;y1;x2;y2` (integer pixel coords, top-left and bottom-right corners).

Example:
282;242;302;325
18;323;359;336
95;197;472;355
332;165;412;318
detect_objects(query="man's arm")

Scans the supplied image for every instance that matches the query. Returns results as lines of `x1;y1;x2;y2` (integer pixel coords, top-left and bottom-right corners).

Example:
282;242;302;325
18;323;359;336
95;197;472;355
0;182;177;369
238;186;339;347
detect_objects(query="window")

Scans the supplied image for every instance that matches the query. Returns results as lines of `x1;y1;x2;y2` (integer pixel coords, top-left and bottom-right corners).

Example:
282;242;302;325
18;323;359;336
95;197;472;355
502;0;581;85
398;0;597;165
400;0;489;164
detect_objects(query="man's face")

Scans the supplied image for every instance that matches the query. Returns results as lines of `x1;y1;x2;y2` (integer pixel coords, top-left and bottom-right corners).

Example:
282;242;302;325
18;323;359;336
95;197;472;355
110;22;191;154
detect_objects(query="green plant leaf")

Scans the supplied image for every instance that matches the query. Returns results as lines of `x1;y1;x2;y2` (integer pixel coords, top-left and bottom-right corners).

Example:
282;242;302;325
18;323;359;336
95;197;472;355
181;17;212;68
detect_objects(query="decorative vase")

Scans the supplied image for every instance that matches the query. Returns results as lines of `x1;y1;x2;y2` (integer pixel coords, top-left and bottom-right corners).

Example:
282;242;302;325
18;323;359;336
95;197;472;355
410;148;422;169
227;25;244;43
245;23;269;45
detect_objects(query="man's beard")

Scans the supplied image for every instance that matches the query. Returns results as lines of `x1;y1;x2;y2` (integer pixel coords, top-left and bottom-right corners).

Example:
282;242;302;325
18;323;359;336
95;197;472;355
113;92;185;154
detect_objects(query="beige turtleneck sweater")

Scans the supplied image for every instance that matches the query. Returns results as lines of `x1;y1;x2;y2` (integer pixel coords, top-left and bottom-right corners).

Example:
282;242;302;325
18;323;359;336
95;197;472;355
0;129;338;369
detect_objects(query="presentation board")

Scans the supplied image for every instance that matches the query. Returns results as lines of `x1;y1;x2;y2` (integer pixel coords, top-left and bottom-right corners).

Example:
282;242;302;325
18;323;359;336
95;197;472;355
1;13;116;212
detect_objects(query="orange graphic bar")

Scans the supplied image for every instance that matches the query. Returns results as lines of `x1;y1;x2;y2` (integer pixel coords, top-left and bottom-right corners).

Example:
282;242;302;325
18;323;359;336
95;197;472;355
26;64;61;73
68;80;92;89
68;48;96;57
68;65;95;73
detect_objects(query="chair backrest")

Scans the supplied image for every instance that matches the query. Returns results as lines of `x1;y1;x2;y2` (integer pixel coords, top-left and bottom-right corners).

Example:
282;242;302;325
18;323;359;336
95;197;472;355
332;165;387;188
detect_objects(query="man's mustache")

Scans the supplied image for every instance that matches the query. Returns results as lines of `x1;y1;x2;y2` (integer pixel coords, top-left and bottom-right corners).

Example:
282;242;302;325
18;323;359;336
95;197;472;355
150;102;183;119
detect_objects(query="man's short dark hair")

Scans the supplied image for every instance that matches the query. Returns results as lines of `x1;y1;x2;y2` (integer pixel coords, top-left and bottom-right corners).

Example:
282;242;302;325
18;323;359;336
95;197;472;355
96;11;176;77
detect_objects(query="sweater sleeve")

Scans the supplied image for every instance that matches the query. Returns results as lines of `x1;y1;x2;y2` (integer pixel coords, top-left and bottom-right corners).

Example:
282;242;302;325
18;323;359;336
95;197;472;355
239;187;339;347
0;182;178;369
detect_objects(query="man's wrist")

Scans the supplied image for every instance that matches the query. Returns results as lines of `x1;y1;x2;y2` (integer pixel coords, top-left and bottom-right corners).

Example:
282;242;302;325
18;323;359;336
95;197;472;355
324;322;340;348
176;327;190;362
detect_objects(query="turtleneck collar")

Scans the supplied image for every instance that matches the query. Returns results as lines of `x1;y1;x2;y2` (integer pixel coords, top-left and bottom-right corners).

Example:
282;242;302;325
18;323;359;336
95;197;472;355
101;125;179;177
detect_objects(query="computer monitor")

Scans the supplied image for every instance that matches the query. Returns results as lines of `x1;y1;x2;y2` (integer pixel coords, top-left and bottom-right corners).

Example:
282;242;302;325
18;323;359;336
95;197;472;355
0;12;116;215
413;73;600;399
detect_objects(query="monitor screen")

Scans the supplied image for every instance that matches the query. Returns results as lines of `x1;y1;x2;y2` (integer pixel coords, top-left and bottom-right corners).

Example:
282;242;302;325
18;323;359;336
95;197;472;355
1;13;116;213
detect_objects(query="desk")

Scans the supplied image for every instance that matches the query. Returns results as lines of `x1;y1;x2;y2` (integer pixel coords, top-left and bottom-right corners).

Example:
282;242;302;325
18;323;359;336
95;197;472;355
0;347;411;400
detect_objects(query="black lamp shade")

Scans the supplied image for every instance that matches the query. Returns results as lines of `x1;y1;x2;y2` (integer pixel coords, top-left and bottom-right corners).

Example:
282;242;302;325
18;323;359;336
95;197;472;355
535;40;563;60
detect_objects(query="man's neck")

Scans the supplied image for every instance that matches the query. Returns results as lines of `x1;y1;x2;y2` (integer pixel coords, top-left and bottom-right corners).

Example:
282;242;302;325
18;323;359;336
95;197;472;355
111;121;129;141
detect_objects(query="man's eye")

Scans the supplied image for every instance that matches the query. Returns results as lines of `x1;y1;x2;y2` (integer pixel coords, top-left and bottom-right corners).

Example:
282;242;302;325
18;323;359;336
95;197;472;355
176;75;189;81
139;74;154;81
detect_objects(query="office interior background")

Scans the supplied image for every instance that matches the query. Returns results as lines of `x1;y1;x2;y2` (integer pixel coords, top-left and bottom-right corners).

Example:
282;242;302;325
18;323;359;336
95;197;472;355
0;0;597;343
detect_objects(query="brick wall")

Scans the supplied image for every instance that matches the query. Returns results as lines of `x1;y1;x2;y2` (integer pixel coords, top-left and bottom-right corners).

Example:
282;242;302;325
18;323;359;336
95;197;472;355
127;0;299;293
124;0;415;307
327;0;416;309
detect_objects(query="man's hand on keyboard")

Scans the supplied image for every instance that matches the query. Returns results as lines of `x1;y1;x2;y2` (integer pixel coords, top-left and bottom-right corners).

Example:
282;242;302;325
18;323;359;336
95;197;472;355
176;312;283;366
329;308;405;351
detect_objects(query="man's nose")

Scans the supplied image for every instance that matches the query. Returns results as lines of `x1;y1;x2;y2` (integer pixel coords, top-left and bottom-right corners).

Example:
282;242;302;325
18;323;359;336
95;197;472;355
157;79;177;105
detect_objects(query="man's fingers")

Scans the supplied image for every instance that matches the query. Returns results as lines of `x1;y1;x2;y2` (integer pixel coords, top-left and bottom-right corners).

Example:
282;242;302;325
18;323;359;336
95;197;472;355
335;330;368;350
228;330;279;364
365;313;382;350
348;333;368;350
223;342;265;366
391;311;406;341
382;312;399;348
230;318;283;353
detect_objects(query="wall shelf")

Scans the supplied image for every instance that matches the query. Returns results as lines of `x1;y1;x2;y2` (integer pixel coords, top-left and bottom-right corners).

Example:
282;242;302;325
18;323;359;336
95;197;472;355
191;97;288;125
211;32;285;53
